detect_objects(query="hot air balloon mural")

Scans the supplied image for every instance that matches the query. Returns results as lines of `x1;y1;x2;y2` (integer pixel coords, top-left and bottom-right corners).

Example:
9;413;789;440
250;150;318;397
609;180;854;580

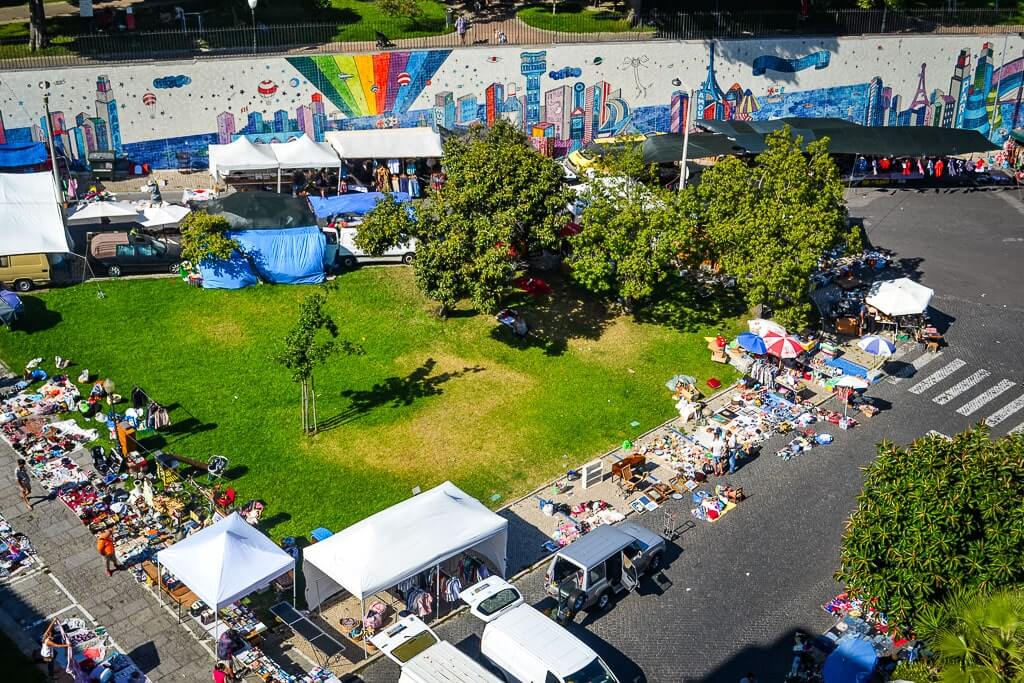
257;80;278;105
142;91;157;118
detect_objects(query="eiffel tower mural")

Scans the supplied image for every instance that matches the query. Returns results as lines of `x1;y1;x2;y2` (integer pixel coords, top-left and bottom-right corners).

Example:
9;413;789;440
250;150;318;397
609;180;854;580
904;63;930;126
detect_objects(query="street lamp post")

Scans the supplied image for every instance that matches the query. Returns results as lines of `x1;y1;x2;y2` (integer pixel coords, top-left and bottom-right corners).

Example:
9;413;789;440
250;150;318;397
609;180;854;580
247;0;257;55
678;87;694;192
39;81;63;201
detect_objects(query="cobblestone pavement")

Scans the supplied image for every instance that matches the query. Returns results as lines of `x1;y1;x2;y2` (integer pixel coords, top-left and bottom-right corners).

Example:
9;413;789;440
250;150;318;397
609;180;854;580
0;443;215;680
355;187;1024;683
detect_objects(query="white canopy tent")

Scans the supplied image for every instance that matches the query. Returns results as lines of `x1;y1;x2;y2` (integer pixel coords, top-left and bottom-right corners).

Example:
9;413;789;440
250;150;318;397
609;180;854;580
325;128;444;160
156;513;295;638
303;481;508;620
0;172;73;256
865;278;934;317
270;135;342;194
208;136;279;182
66;200;142;226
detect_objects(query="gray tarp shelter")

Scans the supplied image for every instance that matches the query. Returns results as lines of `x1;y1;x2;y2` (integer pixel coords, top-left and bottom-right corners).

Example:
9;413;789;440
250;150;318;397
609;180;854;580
642;132;751;163
698;117;999;156
196;191;317;229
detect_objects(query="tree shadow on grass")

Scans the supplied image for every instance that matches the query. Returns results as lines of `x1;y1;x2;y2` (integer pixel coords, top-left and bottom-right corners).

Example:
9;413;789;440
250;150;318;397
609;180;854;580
491;278;616;357
11;296;62;334
635;277;748;333
318;358;484;431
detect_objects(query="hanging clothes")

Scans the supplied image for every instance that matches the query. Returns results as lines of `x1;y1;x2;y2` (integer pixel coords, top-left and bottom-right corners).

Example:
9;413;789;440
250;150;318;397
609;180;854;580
147;402;170;430
131;386;147;410
444;576;462;603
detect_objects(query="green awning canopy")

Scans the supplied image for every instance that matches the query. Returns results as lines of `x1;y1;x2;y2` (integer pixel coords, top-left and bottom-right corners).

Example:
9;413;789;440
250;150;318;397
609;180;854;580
642;133;751;163
698;118;999;156
1011;129;1024;144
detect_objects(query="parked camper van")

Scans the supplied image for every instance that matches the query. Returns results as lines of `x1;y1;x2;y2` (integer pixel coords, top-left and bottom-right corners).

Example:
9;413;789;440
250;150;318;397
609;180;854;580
0;253;51;291
544;523;665;611
462;577;620;683
371;615;503;683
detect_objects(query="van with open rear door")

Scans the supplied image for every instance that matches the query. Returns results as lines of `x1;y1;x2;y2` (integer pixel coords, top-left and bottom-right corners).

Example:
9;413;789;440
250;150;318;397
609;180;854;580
371;615;503;683
461;576;620;683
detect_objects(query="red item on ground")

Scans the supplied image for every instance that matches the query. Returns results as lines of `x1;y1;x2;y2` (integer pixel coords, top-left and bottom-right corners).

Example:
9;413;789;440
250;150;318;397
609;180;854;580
514;277;553;297
707;378;722;389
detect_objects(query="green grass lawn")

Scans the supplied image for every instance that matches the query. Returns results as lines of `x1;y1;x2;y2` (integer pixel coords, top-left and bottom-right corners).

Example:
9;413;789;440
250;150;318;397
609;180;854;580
517;3;652;33
0;269;739;539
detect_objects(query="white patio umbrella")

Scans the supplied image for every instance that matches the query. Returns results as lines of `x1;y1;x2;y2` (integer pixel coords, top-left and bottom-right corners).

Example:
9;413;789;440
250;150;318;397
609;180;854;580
66;201;142;225
835;375;870;416
748;318;786;337
140;204;191;229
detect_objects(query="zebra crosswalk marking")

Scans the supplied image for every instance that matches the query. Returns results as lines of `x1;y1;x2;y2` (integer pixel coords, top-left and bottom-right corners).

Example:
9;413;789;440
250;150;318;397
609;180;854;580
956;380;1016;416
890;351;943;383
1009;421;1024;435
933;370;991;405
984;393;1024;428
908;358;967;395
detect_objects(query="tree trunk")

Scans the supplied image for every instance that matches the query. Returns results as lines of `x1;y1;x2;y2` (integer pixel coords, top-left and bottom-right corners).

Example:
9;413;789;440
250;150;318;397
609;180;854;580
310;374;318;434
300;380;309;434
27;0;48;51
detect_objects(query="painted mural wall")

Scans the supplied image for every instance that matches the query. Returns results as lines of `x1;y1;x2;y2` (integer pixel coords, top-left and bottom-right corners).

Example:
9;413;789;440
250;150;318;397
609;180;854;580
1;33;1022;170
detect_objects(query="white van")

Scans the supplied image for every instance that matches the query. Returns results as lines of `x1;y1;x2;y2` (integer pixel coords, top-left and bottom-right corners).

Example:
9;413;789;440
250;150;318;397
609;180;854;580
371;615;503;683
461;577;620;683
335;226;417;269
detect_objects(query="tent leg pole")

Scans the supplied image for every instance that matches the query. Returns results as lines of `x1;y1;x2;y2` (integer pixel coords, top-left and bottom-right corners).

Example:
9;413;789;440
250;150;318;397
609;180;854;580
277;169;282;194
360;597;366;659
436;563;440;619
292;571;297;608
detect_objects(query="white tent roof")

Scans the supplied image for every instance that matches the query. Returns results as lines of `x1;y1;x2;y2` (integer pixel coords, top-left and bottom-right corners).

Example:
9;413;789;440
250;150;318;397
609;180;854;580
208;136;279;180
325;128;443;159
865;277;934;317
66;200;142;225
271;135;340;169
0;172;72;256
140;204;191;228
156;513;294;610
303;481;508;608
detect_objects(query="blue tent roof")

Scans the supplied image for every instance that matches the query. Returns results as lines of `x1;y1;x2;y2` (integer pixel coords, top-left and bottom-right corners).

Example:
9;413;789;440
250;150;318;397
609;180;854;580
308;191;411;220
0;142;48;169
823;638;877;683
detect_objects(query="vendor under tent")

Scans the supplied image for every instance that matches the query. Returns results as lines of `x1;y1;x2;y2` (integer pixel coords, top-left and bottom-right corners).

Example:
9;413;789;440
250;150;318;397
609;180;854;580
66;200;142;226
155;512;295;639
208;136;279;184
308;191;412;221
303;481;507;654
0;172;73;256
270;135;342;194
325;128;443;160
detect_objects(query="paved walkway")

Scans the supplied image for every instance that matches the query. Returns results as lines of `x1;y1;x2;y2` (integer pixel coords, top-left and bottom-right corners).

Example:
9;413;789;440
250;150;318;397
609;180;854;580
0;433;214;679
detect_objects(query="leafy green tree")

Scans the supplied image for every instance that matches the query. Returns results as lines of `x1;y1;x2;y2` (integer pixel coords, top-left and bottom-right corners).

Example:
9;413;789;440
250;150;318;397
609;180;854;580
568;145;700;305
694;126;853;329
273;287;362;434
838;427;1024;628
353;193;417;256
355;120;572;315
377;0;421;17
179;212;241;267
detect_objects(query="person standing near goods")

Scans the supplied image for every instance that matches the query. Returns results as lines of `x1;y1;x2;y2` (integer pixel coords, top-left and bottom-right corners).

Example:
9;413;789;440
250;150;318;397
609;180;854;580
16;458;33;510
217;629;240;680
96;528;120;577
740;673;757;683
212;662;230;683
40;619;71;679
456;14;467;44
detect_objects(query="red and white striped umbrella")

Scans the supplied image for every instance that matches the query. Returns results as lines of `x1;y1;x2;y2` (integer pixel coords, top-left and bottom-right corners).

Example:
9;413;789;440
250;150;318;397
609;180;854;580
762;331;804;359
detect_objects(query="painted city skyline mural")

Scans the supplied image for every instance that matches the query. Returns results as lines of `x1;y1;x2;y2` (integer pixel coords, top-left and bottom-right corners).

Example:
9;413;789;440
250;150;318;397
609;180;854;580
0;34;1021;170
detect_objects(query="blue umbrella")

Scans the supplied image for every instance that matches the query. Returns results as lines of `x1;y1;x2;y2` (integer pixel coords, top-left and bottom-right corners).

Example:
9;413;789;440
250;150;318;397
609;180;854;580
858;335;896;357
737;332;767;355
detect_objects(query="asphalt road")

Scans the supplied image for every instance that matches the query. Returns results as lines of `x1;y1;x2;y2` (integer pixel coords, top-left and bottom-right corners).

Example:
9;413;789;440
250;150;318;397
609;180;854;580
353;186;1024;683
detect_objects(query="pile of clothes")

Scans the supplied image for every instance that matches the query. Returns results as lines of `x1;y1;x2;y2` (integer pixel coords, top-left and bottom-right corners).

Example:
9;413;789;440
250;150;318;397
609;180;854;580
0;512;36;580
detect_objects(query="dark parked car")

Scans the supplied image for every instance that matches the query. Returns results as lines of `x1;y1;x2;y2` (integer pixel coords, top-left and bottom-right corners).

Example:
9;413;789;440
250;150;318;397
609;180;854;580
89;232;182;277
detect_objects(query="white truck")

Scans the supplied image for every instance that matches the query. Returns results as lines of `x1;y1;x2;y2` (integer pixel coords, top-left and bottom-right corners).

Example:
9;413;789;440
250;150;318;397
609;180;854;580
461;577;620;683
328;225;417;269
370;615;503;683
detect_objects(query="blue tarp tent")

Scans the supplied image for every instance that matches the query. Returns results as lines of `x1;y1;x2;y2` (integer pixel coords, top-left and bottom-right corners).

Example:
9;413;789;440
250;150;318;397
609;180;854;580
0;142;48;169
823;638;878;683
232;226;326;285
308;192;411;220
198;251;259;290
0;289;25;326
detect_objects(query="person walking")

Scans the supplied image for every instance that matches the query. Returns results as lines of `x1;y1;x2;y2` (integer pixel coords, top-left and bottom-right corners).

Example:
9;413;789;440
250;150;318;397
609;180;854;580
15;458;33;511
96;529;120;577
212;662;230;683
456;15;467;44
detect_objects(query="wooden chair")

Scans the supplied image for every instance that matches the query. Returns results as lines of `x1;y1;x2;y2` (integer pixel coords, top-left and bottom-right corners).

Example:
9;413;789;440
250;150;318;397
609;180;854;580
612;455;646;496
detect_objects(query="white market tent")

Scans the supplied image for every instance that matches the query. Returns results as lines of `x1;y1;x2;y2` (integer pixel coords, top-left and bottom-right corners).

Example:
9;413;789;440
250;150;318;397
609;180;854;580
325;128;444;160
0;172;73;256
156;513;295;637
303;481;508;612
269;135;342;193
865;277;934;317
66;200;142;226
208;136;279;182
